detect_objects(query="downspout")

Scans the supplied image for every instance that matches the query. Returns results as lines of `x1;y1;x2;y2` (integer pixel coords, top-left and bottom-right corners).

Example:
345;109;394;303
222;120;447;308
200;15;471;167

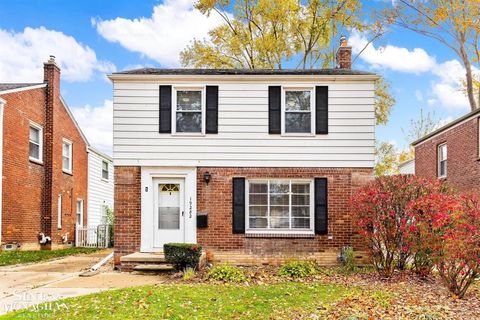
0;98;5;245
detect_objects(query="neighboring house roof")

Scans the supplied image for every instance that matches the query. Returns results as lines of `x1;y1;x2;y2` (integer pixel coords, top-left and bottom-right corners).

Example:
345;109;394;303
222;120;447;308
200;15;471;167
412;108;480;146
0;83;46;95
60;96;90;147
88;147;112;162
112;68;376;76
398;158;415;168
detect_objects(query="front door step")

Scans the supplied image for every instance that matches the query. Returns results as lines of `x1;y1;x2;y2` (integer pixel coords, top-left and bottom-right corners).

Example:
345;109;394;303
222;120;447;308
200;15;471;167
120;252;166;263
133;264;174;271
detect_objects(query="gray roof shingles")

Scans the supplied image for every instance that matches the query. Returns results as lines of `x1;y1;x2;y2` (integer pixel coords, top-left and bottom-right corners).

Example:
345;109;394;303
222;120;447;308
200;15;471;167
0;83;44;92
112;68;375;76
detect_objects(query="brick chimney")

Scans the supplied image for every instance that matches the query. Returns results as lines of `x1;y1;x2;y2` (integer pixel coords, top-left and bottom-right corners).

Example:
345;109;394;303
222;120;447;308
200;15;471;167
336;35;352;69
42;55;61;244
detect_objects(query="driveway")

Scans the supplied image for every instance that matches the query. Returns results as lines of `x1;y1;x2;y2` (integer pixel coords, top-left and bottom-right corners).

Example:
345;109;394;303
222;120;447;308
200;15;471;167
0;250;165;315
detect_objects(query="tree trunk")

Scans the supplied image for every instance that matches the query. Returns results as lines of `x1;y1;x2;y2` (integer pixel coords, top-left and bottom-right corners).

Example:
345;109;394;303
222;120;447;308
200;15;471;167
460;47;478;111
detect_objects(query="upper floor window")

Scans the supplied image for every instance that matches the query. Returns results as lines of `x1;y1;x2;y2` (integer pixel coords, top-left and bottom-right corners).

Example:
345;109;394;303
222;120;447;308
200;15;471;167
174;89;204;134
438;143;447;178
246;179;313;233
282;88;314;134
29;122;43;163
102;160;109;181
62;139;72;174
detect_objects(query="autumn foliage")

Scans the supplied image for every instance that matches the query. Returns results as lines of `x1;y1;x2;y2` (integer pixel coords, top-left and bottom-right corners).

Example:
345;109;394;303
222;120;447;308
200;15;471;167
352;175;480;298
352;175;447;277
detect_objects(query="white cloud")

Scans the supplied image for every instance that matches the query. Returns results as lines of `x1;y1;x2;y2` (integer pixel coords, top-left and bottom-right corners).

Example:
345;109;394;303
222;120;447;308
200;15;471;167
350;30;436;74
71;100;113;155
0;27;115;82
93;0;228;67
415;90;423;101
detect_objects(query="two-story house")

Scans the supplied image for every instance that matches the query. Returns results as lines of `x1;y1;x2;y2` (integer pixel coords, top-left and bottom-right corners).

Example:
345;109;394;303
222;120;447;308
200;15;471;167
413;108;480;194
0;57;89;250
110;41;377;268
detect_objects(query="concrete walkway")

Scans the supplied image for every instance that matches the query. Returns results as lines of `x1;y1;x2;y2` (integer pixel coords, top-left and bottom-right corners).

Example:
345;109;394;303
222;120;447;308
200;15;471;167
0;250;165;315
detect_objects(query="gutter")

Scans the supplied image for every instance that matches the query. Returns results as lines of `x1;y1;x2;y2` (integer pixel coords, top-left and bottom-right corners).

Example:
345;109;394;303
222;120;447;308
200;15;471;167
0;98;5;244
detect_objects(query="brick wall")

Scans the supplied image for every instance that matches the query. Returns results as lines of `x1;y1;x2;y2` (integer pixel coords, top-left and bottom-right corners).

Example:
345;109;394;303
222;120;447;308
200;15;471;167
1;61;88;249
415;117;480;194
113;166;141;264
114;166;372;265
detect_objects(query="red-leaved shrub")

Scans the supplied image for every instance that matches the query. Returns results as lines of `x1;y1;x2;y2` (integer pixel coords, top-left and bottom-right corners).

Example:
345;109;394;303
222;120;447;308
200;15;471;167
352;175;448;277
408;193;480;298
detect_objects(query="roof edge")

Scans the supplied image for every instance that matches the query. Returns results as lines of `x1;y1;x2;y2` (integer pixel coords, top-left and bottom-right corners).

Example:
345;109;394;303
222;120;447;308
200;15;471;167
0;83;47;95
412;108;480;146
88;147;112;162
60;96;90;147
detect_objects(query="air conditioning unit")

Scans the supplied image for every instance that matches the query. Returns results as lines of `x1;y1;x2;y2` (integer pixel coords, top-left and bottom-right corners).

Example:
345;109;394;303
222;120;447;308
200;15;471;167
2;243;20;251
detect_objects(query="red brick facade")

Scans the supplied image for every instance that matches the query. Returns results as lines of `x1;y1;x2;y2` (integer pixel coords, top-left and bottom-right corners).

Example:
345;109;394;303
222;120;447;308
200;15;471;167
1;60;88;250
415;115;480;194
114;166;372;265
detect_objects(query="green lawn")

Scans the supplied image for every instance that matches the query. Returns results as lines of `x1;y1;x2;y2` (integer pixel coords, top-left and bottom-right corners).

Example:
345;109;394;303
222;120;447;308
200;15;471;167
0;247;99;266
1;282;359;319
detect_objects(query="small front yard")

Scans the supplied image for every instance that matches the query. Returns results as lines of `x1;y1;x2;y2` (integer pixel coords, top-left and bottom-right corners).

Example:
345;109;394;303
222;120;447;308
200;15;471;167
0;247;99;266
2;267;480;319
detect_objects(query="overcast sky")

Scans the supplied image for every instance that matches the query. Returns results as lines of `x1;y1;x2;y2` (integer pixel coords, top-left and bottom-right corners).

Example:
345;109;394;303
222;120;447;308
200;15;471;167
0;0;473;155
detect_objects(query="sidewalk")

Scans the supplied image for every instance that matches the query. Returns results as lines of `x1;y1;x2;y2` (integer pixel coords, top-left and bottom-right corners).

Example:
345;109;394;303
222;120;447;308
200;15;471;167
0;250;165;315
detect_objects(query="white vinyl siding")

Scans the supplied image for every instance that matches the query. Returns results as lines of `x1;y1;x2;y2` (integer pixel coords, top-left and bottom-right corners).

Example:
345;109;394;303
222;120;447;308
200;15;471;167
112;80;375;167
87;150;114;227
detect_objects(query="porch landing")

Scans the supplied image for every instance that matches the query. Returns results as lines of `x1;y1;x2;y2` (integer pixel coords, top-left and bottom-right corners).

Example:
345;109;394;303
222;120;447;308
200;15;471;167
118;252;207;272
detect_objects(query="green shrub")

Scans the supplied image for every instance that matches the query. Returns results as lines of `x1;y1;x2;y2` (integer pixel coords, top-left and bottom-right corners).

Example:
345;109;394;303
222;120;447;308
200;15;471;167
182;267;196;281
207;264;247;283
279;260;319;278
339;246;356;272
164;243;202;271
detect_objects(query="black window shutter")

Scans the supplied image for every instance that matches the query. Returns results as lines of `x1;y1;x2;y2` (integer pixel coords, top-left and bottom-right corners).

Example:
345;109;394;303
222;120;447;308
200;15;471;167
314;178;328;235
206;86;218;134
232;177;245;234
268;86;281;134
159;85;172;133
315;86;328;134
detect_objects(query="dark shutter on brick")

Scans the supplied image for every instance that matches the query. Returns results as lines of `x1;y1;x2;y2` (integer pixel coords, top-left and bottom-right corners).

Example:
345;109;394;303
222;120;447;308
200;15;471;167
206;86;218;134
232;177;245;234
268;86;281;134
314;178;328;235
315;86;328;134
159;85;172;133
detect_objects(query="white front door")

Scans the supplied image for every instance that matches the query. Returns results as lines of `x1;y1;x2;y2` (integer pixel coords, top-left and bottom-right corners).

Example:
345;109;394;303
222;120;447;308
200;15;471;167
153;178;185;248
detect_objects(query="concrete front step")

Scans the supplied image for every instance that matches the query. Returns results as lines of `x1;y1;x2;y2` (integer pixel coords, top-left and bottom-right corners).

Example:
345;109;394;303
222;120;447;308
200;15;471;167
120;252;166;263
133;264;174;271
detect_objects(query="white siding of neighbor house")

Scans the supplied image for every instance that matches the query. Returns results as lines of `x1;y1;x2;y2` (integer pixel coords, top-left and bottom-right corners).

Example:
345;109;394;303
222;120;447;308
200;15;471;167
112;78;376;168
399;159;415;175
87;149;114;226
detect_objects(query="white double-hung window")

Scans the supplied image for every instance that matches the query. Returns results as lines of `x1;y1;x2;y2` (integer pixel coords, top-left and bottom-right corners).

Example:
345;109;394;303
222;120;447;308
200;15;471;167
282;88;314;134
438;143;447;178
62;139;72;173
247;179;314;234
102;160;109;181
173;88;205;134
29;122;43;162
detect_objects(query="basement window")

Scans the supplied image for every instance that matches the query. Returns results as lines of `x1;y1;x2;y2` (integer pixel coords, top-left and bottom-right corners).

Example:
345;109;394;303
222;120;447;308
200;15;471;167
29;122;43;163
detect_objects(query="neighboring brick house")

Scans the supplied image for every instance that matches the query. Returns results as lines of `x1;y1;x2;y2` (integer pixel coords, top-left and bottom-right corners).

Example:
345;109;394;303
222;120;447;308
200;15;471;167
413;108;480;194
110;39;377;268
0;57;89;250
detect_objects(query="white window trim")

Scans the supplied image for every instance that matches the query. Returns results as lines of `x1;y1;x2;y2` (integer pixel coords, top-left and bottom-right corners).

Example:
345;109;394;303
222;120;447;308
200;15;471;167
57;194;62;229
101;160;109;182
76;199;84;227
62;138;73;174
281;86;315;136
245;179;315;235
29;121;43;164
438;143;447;178
171;86;206;136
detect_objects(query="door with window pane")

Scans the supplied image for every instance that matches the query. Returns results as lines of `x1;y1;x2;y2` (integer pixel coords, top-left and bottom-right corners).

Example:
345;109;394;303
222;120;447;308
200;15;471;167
153;179;185;248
